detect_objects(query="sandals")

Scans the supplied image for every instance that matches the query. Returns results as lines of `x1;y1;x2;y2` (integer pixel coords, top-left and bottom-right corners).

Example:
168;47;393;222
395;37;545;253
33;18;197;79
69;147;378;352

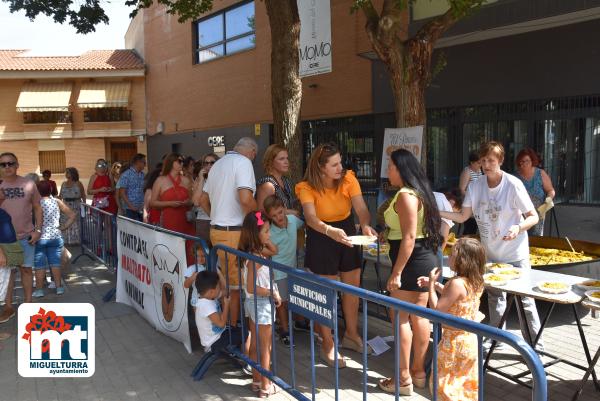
341;336;373;355
319;349;347;369
251;382;261;392
378;377;413;396
410;370;427;389
258;383;278;398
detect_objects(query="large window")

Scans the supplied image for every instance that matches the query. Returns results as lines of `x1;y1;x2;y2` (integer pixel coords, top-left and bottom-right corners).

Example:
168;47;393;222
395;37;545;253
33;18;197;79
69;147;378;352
23;111;71;124
39;150;66;174
84;108;131;122
194;1;255;64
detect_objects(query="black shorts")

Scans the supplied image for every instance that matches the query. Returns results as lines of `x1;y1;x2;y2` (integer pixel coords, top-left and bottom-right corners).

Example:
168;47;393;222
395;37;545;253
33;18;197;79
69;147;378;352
389;239;438;292
305;216;361;276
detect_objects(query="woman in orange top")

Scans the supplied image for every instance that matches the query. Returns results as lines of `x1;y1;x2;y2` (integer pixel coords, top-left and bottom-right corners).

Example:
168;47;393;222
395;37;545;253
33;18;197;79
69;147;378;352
295;142;377;368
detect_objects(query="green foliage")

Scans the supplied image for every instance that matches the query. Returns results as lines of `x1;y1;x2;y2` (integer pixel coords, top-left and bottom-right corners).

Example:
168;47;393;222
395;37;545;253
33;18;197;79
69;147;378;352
2;0;215;34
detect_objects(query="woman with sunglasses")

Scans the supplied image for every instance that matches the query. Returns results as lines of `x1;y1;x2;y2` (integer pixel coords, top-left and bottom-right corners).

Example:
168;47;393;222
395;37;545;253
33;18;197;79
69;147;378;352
87;159;118;215
295;142;377;368
191;153;220;242
150;154;195;251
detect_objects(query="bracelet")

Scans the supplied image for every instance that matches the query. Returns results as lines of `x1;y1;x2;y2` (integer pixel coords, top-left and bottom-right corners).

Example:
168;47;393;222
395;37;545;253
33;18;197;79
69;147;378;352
325;225;331;236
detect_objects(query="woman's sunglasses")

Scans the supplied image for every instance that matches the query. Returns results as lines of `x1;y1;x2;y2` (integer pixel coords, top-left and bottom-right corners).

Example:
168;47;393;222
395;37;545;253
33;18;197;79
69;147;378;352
0;162;17;168
203;160;216;166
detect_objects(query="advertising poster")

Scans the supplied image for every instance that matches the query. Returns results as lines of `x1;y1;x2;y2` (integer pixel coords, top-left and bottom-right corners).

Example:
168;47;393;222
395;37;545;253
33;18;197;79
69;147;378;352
298;0;332;77
380;126;424;178
116;218;191;352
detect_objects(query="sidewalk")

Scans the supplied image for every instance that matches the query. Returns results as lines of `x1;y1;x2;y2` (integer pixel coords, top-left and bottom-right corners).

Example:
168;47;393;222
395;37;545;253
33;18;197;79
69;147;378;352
0;249;598;401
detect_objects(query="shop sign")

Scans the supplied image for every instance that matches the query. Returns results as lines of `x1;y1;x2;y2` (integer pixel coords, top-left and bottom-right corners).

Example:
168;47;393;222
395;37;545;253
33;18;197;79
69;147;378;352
380;126;424;178
298;0;332;77
288;276;335;328
207;136;225;147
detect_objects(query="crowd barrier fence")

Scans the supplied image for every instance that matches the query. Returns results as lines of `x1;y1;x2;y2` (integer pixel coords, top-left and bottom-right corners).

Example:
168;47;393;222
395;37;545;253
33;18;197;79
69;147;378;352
75;206;547;401
208;244;548;401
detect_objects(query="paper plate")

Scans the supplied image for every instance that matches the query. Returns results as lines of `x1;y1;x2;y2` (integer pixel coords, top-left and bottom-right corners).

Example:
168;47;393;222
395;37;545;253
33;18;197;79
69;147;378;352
584;290;600;304
575;280;600;292
348;235;378;246
536;281;571;294
483;273;508;286
491;268;522;280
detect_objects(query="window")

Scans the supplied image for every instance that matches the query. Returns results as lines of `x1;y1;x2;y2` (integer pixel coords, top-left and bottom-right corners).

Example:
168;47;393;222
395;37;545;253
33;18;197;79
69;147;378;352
84;108;132;122
194;1;255;64
23;111;71;124
39;151;66;174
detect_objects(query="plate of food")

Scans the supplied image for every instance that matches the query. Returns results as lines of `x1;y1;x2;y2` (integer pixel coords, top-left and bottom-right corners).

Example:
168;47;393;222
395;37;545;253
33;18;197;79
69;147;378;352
348;235;378;246
483;273;508;286
492;267;522;280
485;262;514;273
584;290;600;304
575;280;600;291
536;281;571;294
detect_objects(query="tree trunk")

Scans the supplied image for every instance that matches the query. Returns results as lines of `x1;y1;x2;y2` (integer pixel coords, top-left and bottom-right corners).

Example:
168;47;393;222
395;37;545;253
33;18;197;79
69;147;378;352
265;0;303;183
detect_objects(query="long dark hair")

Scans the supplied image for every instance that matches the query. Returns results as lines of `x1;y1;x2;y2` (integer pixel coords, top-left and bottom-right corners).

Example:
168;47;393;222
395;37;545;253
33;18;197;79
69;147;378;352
390;149;442;250
143;168;162;192
239;210;268;255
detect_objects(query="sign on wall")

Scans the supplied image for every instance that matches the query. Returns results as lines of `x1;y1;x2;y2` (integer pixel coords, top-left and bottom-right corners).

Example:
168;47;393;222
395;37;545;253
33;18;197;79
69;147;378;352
298;0;332;78
116;218;192;352
380;126;424;178
288;276;336;328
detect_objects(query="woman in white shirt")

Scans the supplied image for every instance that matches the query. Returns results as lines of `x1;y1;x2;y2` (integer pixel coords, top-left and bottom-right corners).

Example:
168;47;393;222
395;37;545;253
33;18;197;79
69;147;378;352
439;141;542;349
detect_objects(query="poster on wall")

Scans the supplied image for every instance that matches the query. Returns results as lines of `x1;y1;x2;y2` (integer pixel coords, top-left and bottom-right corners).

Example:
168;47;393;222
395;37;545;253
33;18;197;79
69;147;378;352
380;126;424;178
116;217;192;353
298;0;332;77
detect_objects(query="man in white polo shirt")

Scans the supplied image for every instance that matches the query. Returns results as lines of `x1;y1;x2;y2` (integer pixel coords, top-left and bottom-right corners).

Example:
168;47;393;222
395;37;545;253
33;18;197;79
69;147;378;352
195;137;258;326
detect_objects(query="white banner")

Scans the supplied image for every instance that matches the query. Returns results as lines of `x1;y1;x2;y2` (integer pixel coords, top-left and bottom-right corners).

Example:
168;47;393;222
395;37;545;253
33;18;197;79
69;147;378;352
298;0;332;77
380;126;424;178
116;218;191;352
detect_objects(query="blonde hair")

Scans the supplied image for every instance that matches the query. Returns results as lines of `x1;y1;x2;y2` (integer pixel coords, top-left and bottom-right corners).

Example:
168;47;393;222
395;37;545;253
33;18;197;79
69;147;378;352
302;143;346;193
262;144;287;174
479;141;505;163
452;238;486;293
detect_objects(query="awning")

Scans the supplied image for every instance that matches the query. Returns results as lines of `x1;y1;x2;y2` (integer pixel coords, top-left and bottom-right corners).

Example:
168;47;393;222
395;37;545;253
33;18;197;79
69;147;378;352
77;82;131;108
16;83;72;112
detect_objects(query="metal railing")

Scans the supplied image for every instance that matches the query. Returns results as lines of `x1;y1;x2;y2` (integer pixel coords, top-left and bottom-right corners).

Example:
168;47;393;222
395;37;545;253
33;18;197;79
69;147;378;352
209;244;548;401
73;203;118;271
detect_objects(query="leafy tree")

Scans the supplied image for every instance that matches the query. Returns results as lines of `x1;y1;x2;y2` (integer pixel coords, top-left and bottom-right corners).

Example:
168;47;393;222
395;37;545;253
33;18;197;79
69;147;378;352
354;0;485;164
3;0;303;179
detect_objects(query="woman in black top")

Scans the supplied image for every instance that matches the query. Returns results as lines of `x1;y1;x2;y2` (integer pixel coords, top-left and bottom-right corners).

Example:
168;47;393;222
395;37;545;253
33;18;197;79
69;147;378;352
256;144;298;215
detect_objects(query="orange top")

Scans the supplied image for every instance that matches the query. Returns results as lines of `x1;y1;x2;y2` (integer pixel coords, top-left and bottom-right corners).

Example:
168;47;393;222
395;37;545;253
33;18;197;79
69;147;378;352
295;171;362;222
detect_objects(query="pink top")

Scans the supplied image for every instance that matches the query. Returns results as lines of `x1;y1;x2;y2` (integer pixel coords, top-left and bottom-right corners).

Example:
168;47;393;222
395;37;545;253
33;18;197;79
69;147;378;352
0;176;41;239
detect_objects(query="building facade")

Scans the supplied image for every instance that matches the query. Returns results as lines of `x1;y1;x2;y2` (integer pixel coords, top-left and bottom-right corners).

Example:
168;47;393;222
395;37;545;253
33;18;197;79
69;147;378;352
128;0;600;205
0;50;146;186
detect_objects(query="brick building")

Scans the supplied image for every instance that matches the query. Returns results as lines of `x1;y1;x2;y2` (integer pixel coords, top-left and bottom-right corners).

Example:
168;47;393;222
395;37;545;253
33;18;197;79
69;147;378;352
127;0;600;206
0;50;146;187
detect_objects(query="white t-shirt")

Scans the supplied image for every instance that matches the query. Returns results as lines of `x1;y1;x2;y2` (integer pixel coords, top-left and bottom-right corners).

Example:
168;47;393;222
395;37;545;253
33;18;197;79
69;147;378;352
433;192;454;231
184;264;206;307
242;261;278;299
203;152;256;226
463;173;535;262
195;297;225;351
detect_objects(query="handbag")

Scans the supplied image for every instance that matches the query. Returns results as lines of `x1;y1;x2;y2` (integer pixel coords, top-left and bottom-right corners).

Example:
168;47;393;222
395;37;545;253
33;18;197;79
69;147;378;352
93;196;109;209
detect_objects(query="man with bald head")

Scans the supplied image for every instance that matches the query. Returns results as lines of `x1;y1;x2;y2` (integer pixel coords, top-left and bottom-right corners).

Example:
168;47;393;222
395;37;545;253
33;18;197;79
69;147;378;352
195;137;258;327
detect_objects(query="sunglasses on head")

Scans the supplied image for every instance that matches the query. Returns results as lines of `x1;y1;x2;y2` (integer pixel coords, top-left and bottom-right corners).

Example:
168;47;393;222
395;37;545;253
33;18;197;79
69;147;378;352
0;162;17;168
203;160;216;166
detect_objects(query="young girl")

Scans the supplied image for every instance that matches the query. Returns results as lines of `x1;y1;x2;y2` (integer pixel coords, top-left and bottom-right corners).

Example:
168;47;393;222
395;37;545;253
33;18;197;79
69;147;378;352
239;211;281;398
417;238;486;401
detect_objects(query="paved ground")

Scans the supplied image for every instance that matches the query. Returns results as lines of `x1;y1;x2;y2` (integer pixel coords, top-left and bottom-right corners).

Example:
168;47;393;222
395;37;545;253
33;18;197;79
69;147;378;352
0;248;599;401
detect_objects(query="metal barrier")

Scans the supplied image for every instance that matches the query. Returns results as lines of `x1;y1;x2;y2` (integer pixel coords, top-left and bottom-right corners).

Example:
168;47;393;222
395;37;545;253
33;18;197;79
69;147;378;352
73;203;118;271
208;244;547;401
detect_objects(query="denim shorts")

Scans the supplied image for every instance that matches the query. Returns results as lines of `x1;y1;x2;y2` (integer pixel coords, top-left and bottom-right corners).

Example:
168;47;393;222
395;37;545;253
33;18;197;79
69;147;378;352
245;296;273;325
34;237;64;269
18;238;35;268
